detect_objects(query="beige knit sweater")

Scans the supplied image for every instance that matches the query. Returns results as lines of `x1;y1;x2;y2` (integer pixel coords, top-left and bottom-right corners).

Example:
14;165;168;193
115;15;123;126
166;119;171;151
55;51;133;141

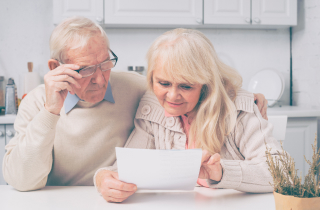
95;89;282;193
3;71;147;191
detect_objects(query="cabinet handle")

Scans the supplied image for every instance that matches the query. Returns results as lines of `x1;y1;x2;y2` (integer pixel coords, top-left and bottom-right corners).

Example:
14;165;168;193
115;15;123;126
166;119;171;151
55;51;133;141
254;18;261;23
96;17;103;23
245;18;251;23
196;18;202;24
0;131;3;137
6;130;15;137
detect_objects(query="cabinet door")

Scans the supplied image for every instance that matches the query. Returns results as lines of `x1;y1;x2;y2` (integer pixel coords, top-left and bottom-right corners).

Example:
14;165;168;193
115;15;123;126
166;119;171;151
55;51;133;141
281;117;317;179
0;125;6;185
104;0;203;26
5;124;15;145
53;0;104;24
251;0;297;26
204;0;251;25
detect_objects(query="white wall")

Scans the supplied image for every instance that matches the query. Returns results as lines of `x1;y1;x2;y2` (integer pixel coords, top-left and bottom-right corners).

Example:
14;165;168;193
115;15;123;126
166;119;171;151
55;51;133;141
0;0;290;106
292;0;320;108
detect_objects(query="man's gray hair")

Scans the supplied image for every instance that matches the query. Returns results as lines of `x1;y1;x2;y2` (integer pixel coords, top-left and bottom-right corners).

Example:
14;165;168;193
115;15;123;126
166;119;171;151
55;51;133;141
50;16;109;62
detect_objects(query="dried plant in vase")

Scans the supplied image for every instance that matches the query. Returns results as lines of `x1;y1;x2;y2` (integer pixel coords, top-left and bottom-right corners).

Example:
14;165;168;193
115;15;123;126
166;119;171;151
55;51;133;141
265;136;320;210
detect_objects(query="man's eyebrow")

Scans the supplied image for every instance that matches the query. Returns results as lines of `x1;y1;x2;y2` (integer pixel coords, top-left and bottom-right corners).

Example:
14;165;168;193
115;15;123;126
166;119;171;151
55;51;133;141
78;57;111;69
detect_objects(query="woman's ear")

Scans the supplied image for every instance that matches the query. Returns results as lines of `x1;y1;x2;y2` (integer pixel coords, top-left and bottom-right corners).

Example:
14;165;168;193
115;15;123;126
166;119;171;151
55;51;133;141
48;59;59;71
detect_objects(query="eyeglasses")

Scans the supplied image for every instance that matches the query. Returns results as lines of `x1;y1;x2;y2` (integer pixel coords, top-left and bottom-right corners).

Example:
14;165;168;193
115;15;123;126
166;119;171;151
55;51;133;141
59;49;118;78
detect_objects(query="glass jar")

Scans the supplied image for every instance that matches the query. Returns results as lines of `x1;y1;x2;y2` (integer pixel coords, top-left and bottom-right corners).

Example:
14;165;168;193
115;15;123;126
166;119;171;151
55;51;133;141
0;76;5;108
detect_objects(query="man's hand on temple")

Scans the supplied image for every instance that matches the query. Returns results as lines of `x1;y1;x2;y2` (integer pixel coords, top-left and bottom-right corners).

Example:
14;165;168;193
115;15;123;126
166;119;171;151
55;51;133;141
44;63;82;115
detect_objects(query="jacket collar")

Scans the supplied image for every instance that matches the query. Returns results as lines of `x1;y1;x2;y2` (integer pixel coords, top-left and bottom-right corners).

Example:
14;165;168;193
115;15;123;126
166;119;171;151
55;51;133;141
64;82;115;114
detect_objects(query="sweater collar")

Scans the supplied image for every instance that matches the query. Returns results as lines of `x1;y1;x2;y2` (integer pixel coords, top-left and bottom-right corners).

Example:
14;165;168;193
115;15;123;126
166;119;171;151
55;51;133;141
64;82;115;114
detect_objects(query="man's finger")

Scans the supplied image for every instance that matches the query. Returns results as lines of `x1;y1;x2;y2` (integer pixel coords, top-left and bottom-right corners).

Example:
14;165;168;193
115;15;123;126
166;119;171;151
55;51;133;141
51;66;82;79
53;75;81;88
56;82;75;94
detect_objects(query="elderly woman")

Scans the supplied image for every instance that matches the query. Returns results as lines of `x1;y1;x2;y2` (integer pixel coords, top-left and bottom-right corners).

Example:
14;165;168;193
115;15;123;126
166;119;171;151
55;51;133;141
95;28;280;202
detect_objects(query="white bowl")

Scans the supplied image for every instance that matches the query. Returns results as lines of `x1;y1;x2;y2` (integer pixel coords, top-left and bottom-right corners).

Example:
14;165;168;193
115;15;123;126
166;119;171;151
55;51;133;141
248;70;284;107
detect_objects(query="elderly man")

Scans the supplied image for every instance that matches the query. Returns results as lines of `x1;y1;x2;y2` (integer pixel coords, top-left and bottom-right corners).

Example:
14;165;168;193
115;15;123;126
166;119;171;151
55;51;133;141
3;17;267;194
3;16;146;191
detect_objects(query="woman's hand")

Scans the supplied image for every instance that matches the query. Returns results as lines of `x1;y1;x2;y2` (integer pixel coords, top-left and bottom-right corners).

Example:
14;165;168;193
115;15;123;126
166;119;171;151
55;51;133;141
253;93;268;120
95;170;137;203
199;150;222;182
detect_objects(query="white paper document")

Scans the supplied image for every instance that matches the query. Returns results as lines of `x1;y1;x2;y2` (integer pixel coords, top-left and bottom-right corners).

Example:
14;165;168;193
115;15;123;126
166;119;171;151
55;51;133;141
116;148;202;190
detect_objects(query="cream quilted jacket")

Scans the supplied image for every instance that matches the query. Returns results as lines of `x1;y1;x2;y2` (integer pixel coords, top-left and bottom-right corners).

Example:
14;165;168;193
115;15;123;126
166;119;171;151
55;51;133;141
95;89;281;193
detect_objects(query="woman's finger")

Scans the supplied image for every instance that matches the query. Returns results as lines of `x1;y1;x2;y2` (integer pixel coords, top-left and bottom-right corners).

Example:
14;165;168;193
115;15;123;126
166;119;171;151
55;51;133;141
105;178;137;192
207;153;220;165
107;188;136;199
103;195;128;203
201;150;212;164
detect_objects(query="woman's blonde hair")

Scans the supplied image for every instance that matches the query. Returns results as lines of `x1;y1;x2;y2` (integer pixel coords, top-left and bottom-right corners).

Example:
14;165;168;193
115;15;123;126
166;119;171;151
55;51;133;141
50;16;109;62
146;28;243;154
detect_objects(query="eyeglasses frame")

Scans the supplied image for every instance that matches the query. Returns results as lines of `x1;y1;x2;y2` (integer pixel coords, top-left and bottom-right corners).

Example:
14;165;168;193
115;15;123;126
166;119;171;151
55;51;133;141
58;49;118;78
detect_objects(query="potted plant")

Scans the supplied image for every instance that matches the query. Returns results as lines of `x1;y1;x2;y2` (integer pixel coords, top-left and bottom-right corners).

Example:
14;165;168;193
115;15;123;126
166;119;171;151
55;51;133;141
266;137;320;210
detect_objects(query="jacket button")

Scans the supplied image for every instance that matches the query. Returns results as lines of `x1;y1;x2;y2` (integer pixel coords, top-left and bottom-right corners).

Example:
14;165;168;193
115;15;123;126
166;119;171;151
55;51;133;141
141;105;151;115
166;117;175;127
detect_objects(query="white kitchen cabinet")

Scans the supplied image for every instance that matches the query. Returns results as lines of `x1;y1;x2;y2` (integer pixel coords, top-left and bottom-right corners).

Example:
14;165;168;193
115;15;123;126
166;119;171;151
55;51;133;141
104;0;203;26
204;0;297;26
268;106;320;179
53;0;104;24
204;0;251;25
0;123;16;185
251;0;297;26
281;118;317;179
53;0;297;28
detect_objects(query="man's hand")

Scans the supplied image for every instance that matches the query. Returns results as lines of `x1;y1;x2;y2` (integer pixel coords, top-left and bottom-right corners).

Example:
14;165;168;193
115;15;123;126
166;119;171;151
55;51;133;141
96;170;137;203
44;64;82;115
198;150;222;182
253;93;268;120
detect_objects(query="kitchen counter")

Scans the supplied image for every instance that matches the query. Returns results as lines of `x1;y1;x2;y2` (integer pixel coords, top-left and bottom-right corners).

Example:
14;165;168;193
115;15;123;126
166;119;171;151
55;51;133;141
0;106;319;125
0;186;275;210
268;105;320;117
0;114;16;124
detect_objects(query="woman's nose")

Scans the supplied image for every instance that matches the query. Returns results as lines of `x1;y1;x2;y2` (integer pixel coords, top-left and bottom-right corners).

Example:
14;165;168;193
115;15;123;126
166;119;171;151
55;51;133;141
167;87;181;100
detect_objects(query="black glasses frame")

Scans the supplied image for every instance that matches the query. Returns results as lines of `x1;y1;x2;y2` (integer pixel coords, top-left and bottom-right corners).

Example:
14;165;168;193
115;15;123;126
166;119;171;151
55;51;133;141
74;49;118;74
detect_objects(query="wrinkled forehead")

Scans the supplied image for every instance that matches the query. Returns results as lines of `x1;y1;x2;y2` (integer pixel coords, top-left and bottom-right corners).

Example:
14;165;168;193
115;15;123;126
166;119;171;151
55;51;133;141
65;36;110;64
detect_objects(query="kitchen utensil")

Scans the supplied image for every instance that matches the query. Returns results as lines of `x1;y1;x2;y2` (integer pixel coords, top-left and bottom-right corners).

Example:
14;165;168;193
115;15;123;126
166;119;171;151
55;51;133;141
248;69;284;107
5;78;17;115
24;62;41;94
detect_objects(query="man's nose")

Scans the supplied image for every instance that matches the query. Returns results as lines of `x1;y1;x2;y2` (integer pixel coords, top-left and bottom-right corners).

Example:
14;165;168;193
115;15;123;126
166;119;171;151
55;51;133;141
91;66;106;86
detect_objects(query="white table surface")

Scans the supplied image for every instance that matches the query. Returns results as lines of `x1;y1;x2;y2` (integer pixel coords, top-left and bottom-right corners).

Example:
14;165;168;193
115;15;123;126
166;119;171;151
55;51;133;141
0;186;276;210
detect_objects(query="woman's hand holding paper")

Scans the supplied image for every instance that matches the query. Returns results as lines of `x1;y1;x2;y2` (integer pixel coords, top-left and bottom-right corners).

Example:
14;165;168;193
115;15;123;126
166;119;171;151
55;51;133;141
96;170;137;203
199;150;222;182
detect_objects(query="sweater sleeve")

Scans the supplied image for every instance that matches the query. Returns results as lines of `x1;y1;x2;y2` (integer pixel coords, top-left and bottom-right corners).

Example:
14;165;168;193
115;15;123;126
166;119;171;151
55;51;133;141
206;104;282;193
93;117;155;191
2;86;60;191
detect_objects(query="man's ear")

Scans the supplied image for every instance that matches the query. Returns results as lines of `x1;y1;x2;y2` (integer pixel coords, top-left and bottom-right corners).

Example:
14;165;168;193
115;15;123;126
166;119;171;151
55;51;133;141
48;59;59;71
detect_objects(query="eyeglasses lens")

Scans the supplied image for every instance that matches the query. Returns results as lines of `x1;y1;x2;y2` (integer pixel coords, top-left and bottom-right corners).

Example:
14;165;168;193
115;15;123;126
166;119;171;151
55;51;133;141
100;60;115;71
79;67;96;77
